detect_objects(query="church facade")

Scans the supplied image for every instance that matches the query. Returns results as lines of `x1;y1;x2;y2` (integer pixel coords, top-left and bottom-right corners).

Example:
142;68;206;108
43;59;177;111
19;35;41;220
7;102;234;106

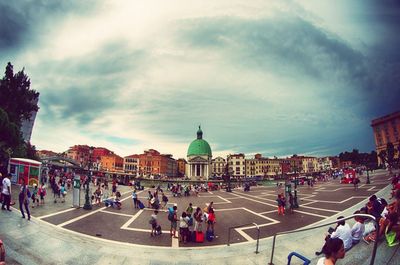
186;126;212;180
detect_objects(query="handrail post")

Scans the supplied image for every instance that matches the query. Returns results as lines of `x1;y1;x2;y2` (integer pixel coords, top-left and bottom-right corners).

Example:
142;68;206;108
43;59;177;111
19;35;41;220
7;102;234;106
253;223;260;254
370;220;380;265
268;235;277;265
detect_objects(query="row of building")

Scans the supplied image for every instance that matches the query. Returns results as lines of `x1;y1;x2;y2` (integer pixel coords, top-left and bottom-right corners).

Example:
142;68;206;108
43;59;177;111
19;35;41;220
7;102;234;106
38;127;341;180
36;110;400;181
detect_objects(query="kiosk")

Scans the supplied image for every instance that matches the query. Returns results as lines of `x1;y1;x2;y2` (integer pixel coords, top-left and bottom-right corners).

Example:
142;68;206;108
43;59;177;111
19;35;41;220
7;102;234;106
8;158;41;186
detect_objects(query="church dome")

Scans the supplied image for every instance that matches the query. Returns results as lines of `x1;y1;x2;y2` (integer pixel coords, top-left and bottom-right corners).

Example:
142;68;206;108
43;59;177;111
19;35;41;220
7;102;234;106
187;126;212;157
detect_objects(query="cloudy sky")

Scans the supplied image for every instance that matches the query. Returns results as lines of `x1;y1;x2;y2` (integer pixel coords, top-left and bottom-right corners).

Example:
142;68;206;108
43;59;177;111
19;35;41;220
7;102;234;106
1;0;399;159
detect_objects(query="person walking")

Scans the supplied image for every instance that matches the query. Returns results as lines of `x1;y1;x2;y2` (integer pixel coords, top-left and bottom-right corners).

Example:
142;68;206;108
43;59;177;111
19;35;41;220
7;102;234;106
31;184;39;208
38;182;46;205
147;191;153;208
1;174;12;211
169;205;178;238
149;210;159;237
19;178;31;220
132;189;138;208
276;194;284;215
288;193;294;214
161;192;168;209
186;203;194;217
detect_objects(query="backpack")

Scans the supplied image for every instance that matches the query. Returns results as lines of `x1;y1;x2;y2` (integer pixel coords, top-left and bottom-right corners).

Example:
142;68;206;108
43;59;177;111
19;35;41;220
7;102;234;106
168;212;174;221
149;217;156;225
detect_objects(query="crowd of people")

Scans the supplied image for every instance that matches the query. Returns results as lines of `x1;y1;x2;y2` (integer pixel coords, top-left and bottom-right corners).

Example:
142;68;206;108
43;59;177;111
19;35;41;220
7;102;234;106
147;200;217;244
314;173;400;264
2;167;400;260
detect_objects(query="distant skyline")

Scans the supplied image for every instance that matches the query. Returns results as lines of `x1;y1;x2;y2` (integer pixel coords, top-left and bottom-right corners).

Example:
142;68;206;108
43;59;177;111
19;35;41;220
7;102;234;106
1;1;399;159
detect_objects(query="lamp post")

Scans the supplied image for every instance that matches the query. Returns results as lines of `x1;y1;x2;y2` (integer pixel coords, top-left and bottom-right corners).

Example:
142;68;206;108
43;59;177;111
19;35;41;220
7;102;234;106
83;147;94;210
366;164;371;184
224;164;232;192
293;166;299;208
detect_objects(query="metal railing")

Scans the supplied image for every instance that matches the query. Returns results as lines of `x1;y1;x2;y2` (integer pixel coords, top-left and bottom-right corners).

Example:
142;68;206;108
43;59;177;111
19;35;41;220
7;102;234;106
268;214;379;265
287;252;311;265
227;223;261;254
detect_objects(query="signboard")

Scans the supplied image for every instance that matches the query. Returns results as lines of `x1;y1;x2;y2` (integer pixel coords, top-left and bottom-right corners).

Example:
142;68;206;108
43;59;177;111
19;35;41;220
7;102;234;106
73;174;81;208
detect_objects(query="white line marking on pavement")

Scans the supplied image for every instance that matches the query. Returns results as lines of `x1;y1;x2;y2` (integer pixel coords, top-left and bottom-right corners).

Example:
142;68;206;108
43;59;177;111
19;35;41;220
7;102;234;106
241;207;280;223
368;186;376;191
172;234;179;248
121;210;143;229
302;196;366;204
300;205;340;213
217;195;231;203
215;207;243;212
122;227;149;232
208;191;214;194
231;191;277;206
293;210;328;218
37;207;77;220
57;206;106;227
100;210;133;217
236;228;253;241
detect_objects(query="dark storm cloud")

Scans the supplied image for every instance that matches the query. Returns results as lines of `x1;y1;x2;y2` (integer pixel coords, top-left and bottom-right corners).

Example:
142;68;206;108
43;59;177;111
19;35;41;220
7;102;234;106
177;14;400;121
0;1;98;52
360;0;400;116
178;16;367;85
38;42;146;125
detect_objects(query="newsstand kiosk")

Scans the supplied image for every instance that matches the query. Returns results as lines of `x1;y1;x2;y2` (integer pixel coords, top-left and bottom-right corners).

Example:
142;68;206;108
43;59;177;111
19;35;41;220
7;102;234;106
8;158;41;186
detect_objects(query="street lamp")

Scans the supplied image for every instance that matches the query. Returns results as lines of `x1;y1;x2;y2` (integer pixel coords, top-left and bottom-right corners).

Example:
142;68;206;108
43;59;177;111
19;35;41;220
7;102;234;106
224;164;232;192
83;147;94;210
366;164;371;184
293;166;299;208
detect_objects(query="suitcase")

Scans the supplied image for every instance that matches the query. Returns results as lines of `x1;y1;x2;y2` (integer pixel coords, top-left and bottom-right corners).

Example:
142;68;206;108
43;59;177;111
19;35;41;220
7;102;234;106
206;230;214;242
156;225;162;235
195;231;204;243
138;201;145;209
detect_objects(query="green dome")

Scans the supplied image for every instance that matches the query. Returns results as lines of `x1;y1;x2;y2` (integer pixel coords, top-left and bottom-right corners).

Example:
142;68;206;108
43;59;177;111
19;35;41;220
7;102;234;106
187;126;212;157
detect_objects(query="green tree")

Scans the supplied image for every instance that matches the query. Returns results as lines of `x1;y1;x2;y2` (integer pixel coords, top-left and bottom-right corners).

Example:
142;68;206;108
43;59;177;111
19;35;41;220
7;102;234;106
0;62;39;174
25;142;39;160
0;62;39;125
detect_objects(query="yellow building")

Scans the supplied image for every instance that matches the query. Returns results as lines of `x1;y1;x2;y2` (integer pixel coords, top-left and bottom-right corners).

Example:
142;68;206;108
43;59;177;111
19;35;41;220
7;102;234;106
100;154;124;172
245;154;281;179
301;156;318;173
371;111;400;165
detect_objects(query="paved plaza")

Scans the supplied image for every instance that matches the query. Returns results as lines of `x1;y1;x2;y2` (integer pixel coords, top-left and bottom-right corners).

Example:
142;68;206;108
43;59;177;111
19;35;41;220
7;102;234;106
2;169;399;265
8;171;389;249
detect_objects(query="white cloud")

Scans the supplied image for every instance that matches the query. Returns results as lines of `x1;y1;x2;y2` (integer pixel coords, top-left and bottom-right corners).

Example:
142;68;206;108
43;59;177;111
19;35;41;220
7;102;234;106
15;0;386;159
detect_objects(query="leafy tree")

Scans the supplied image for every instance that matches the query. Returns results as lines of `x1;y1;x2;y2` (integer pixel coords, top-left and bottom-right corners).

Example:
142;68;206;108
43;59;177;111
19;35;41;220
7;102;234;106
25;142;39;160
0;108;21;149
0;62;40;173
338;149;378;169
0;62;39;126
